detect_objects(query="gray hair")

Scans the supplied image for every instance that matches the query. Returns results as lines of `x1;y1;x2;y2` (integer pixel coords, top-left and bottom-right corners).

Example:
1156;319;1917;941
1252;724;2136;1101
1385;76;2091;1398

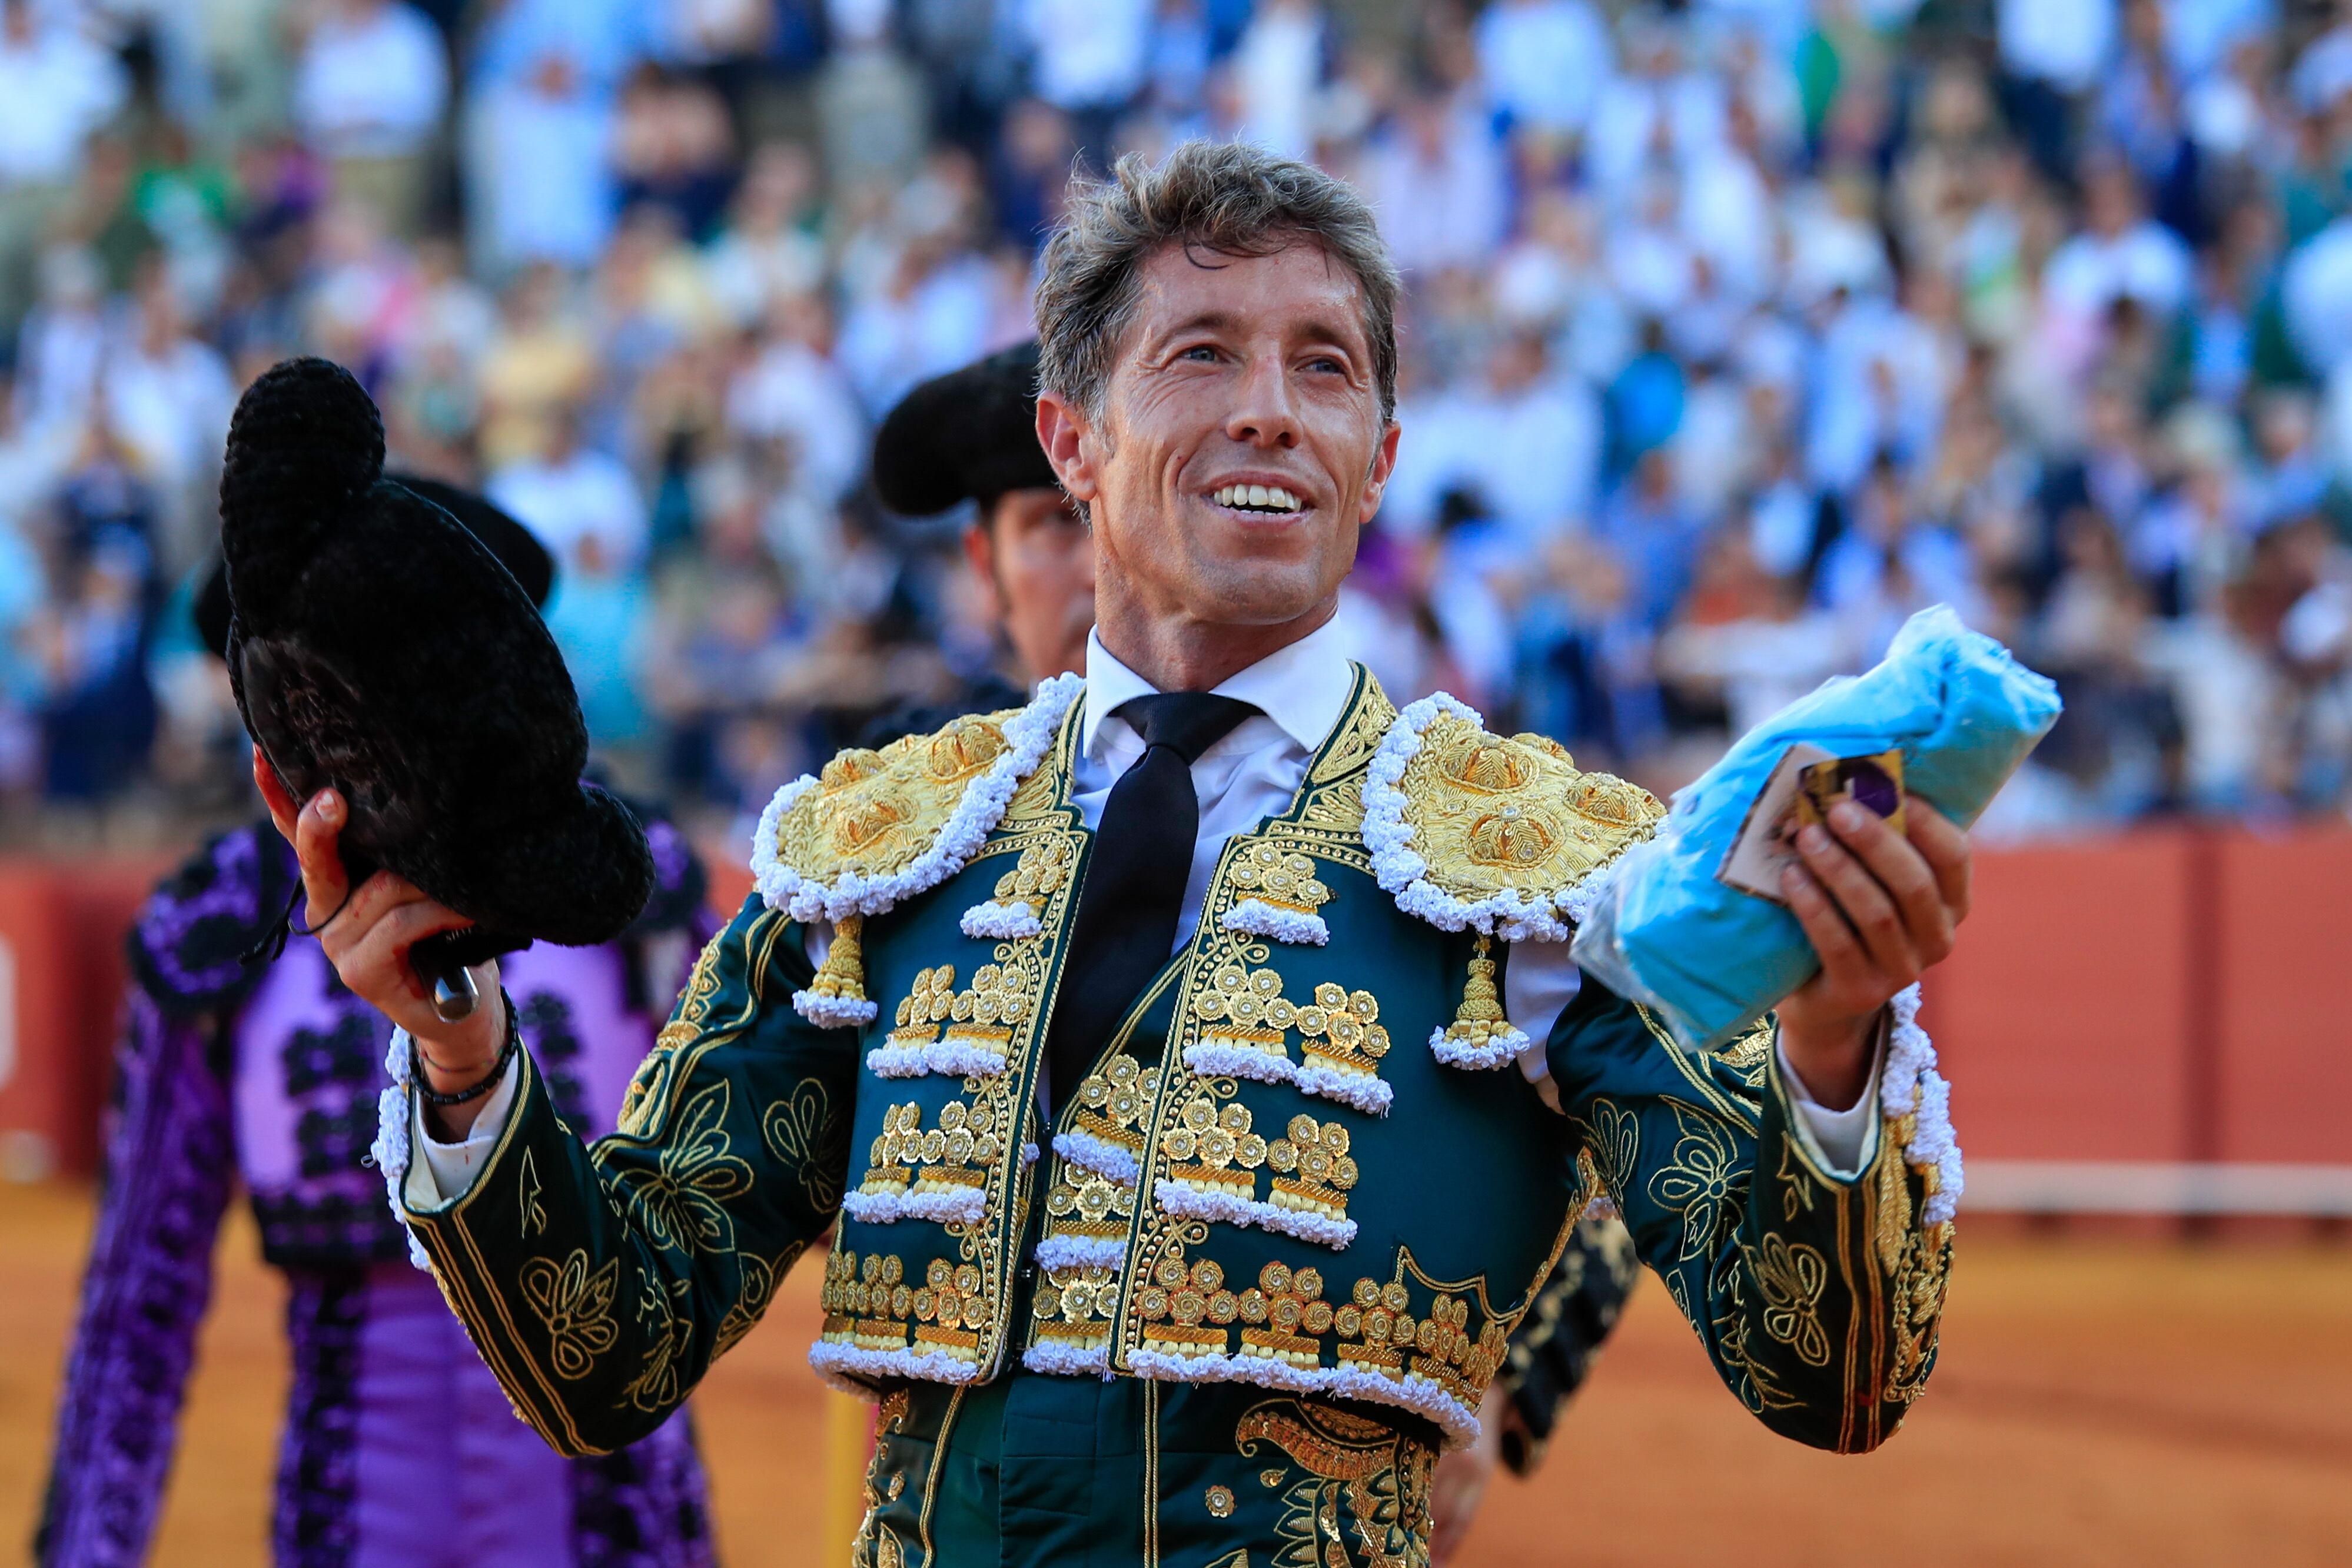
1034;139;1402;428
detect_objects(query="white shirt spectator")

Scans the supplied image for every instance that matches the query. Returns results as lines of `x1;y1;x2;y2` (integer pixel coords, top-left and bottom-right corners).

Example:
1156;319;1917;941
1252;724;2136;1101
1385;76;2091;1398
835;248;995;415
490;443;650;572
1998;0;2117;92
1585;64;1728;199
1019;0;1151;111
726;334;868;504
2041;218;2194;322
1358;97;1509;275
103;333;235;494
0;10;125;184
1474;0;1614;134
1231;0;1322;161
293;0;449;159
2283;217;2352;377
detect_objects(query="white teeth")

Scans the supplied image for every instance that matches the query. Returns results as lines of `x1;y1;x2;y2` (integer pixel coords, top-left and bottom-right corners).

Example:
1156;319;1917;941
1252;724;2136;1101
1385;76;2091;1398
1213;484;1303;513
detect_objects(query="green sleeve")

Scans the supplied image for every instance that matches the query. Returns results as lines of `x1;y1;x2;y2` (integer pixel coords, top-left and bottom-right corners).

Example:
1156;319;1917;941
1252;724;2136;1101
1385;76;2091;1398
400;893;858;1456
1546;976;1952;1454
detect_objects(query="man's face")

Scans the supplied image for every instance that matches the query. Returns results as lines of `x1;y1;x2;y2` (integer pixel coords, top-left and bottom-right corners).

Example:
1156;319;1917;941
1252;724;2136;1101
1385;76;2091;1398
968;487;1095;680
1039;242;1398;639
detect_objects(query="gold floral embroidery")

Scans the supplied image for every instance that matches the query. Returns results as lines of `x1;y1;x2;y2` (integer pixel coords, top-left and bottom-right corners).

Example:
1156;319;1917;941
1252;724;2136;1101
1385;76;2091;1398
606;1081;753;1255
519;1249;620;1380
762;1078;846;1214
1191;966;1391;1086
622;931;730;1135
1237;1398;1432;1568
853;1099;1004;1208
988;836;1077;907
1752;1234;1832;1367
1886;1220;1954;1404
1647;1102;1740;1262
621;1268;696;1411
713;1242;802;1358
1266;1115;1359;1228
1582;1098;1639;1205
883;955;1037;1068
1205;1484;1236;1517
1226;842;1332;921
819;1247;988;1362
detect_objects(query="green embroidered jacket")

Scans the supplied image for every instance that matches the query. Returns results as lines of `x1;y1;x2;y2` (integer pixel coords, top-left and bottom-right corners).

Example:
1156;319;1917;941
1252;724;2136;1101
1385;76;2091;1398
397;669;1954;1477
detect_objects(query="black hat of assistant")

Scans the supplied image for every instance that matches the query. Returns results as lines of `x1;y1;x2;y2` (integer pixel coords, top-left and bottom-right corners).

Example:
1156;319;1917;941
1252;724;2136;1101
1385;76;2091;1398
194;475;554;661
872;340;1059;517
218;357;652;968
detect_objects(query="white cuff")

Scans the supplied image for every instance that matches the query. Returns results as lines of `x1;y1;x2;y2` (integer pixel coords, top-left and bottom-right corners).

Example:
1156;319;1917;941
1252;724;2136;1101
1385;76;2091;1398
1777;1031;1883;1179
404;1052;523;1210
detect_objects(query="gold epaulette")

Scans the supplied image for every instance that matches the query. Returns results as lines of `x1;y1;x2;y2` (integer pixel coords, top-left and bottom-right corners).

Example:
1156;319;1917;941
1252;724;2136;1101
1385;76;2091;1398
749;673;1083;1025
1364;692;1663;944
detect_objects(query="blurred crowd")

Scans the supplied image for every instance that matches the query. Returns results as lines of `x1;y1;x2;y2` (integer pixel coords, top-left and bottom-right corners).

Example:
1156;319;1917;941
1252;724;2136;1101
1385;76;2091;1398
5;0;2352;847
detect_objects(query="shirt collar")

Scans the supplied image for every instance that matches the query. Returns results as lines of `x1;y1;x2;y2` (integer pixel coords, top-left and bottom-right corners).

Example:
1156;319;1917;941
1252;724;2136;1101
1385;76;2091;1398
1080;614;1357;761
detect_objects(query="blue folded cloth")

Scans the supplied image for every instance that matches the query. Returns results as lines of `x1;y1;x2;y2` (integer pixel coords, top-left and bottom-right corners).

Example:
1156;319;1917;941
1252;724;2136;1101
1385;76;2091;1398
1570;605;2062;1049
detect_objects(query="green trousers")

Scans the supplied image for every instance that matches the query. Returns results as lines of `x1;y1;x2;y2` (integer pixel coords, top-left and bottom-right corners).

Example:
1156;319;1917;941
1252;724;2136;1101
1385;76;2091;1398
855;1371;1439;1568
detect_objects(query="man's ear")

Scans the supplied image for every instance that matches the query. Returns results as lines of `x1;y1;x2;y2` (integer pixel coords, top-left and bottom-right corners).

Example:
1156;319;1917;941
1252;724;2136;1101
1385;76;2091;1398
1359;419;1403;526
961;518;1005;619
1036;389;1100;504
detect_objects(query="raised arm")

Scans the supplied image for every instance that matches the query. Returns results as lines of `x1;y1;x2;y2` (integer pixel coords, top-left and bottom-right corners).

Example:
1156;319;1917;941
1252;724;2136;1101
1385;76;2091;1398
1546;795;1969;1452
262;768;860;1457
394;892;859;1454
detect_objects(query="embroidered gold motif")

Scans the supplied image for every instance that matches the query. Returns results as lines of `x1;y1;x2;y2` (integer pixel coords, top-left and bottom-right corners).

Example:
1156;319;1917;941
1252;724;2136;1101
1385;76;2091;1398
519;1148;546;1240
1191;967;1391;1085
597;1081;755;1259
621;1268;696;1411
713;1246;794;1358
1648;1102;1740;1263
770;712;1010;883
762;1078;846;1214
623;928;732;1135
854;1100;1005;1208
1236;1398;1432;1568
1162;1092;1270;1198
518;1249;620;1380
883;956;1037;1069
990;836;1077;907
820;1247;990;1361
1227;842;1332;920
1752;1234;1832;1367
1393;712;1662;909
1205;1484;1236;1518
1886;1220;1954;1404
603;1081;753;1255
1267;1115;1359;1227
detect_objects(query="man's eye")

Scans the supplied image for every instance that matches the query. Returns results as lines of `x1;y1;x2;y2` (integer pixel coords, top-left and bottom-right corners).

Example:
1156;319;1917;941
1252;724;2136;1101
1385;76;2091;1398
1181;345;1220;363
1305;356;1346;375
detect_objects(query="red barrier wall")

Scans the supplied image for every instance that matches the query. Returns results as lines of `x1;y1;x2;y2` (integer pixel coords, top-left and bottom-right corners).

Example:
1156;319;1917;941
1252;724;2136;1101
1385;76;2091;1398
2;829;2347;1183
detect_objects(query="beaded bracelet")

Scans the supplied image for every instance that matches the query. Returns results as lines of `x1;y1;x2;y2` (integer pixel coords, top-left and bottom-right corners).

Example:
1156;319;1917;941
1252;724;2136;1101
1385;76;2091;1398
413;989;520;1106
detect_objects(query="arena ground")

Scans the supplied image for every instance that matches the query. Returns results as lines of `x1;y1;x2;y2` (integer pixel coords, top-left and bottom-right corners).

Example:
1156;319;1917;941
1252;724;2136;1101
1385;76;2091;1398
5;1184;2347;1565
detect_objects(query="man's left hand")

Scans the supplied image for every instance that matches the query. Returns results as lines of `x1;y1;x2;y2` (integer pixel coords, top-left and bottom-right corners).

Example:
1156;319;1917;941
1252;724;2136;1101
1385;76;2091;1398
1776;793;1972;1109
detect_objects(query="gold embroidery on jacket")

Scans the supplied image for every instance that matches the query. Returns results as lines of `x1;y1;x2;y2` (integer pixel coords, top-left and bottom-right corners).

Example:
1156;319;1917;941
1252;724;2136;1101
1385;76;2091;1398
820;1247;991;1363
517;1248;620;1380
772;712;1010;886
1647;1101;1740;1263
762;1078;846;1215
1235;1398;1433;1568
1753;1234;1833;1367
854;1099;1007;1208
602;1080;753;1255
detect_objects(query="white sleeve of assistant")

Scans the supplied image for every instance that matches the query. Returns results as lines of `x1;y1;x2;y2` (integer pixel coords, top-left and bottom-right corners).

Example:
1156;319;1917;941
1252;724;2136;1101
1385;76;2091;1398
1776;1032;1885;1179
404;1051;523;1210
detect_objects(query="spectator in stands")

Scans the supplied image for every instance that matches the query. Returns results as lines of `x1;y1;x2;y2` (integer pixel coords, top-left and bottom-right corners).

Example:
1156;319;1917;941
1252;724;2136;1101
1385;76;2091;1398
291;0;450;238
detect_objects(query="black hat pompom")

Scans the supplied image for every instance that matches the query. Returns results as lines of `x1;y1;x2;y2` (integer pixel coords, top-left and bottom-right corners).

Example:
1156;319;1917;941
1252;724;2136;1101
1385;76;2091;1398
221;357;652;965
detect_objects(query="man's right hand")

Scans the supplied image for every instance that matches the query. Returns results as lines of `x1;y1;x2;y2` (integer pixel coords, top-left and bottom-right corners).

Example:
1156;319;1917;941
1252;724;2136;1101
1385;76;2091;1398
254;745;508;1136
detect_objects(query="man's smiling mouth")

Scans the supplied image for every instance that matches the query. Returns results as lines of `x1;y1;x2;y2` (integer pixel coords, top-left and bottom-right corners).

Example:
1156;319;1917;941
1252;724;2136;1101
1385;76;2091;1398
1211;484;1307;514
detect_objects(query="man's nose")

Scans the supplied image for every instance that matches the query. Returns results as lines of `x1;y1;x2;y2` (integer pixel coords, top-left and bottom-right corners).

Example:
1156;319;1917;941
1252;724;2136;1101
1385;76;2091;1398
1224;352;1301;449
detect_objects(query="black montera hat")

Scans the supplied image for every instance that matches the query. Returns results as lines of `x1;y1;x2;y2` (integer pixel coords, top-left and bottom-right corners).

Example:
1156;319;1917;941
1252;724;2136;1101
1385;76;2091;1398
872;340;1060;517
218;357;652;969
195;474;553;661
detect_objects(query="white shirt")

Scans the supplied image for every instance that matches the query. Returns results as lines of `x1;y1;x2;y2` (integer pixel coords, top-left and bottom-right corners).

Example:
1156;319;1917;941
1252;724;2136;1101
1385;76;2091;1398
413;620;1877;1201
0;21;126;184
294;1;449;158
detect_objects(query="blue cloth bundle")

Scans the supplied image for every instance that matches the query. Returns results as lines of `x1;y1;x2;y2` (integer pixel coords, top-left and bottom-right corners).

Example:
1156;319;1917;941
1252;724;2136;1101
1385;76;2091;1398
1569;606;2062;1049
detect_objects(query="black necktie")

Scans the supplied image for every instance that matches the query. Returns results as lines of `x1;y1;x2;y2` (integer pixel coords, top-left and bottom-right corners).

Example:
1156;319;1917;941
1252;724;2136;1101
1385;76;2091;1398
1048;692;1258;1109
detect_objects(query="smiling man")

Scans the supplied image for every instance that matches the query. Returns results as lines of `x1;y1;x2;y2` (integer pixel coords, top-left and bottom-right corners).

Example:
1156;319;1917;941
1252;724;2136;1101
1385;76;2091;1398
283;142;1971;1567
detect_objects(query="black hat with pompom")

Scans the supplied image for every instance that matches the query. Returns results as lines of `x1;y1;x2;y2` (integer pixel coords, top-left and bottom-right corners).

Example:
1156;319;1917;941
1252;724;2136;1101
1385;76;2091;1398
220;357;653;980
